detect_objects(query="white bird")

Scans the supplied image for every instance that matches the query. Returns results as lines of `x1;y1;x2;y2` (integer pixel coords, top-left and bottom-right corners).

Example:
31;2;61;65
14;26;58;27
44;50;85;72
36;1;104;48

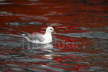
22;26;54;44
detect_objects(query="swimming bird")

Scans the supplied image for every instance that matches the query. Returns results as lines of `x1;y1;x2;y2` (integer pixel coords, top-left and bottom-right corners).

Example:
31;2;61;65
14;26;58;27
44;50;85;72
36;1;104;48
22;26;54;44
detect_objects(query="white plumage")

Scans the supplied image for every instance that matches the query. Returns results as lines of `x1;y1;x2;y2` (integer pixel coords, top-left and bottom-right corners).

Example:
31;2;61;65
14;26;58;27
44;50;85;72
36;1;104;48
23;26;54;44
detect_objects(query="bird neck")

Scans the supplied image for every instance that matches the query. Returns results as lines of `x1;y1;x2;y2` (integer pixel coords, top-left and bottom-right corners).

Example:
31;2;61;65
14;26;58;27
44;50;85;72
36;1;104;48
44;31;52;36
44;31;52;42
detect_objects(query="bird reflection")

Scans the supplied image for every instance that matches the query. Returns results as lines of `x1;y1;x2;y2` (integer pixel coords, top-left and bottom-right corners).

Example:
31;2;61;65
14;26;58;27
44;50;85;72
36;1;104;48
25;43;54;60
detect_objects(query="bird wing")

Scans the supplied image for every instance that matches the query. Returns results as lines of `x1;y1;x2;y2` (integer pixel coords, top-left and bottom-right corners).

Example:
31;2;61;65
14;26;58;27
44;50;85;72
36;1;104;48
31;33;45;42
21;32;32;39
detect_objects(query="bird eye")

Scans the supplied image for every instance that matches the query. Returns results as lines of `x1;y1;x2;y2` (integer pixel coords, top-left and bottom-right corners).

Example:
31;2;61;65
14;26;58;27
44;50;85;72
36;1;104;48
50;29;52;30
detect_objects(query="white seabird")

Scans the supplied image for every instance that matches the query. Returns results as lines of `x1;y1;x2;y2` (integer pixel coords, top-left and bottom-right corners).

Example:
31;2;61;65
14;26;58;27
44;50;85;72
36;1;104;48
22;26;54;44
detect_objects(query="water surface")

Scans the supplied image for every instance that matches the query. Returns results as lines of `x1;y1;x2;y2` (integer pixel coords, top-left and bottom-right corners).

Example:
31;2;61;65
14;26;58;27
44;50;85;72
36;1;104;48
0;0;108;72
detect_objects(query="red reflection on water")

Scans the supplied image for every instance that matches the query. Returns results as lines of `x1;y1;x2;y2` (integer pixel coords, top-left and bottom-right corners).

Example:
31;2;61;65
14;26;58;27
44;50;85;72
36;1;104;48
0;0;108;72
52;54;90;71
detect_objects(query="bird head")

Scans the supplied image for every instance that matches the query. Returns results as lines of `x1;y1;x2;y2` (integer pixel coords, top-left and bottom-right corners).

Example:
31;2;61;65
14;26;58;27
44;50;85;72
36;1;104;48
46;26;54;33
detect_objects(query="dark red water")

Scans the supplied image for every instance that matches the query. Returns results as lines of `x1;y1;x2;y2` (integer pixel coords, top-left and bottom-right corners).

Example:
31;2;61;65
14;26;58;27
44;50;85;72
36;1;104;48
0;0;108;72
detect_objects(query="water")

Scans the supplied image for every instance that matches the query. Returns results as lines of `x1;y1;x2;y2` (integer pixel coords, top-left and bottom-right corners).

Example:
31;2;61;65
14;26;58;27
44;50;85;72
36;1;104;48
0;0;108;72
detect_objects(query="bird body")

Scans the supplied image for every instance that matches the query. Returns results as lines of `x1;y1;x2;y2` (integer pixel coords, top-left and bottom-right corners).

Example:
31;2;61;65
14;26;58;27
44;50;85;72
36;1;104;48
23;26;54;44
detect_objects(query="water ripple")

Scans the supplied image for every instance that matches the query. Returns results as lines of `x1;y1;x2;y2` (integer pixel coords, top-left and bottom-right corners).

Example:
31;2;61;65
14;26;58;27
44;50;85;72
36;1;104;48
60;32;108;39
